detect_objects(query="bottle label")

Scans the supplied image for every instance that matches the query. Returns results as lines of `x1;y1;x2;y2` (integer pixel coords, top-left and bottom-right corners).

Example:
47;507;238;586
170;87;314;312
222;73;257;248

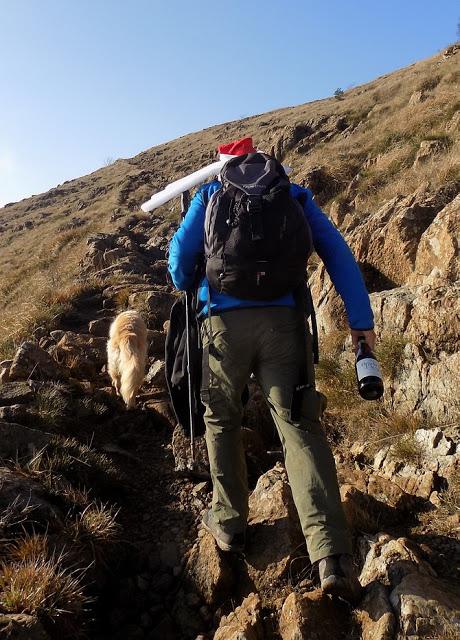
356;358;382;381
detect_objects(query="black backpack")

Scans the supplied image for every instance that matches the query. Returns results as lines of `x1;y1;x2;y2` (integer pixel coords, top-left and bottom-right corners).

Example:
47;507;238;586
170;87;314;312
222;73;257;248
204;152;313;301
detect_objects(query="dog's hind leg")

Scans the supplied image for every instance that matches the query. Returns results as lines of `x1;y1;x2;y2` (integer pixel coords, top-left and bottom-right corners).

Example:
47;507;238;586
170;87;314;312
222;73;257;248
107;346;122;396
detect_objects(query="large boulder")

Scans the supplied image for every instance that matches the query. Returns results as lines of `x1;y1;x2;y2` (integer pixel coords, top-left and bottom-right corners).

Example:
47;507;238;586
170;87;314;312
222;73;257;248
408;194;460;285
373;428;459;500
390;573;460;639
346;185;458;287
358;534;435;589
0;382;35;406
355;581;396;640
245;464;304;591
9;342;68;382
50;332;107;379
214;593;263;640
369;284;460;421
183;531;234;606
413;139;446;167
337;467;416;531
279;589;347;640
128;290;177;330
0;421;51;460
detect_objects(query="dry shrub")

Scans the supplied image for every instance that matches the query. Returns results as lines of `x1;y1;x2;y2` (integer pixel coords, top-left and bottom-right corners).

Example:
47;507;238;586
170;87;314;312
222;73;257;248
417;75;441;92
8;534;49;563
65;502;121;566
0;496;38;537
0;552;88;630
391;434;423;465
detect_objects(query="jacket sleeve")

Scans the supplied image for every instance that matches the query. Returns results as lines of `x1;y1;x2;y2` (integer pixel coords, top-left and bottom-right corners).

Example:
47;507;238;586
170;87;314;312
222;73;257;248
298;186;374;330
168;185;207;291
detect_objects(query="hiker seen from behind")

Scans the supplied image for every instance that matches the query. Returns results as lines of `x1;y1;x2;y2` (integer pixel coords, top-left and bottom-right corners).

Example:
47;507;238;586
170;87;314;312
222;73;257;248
168;136;376;605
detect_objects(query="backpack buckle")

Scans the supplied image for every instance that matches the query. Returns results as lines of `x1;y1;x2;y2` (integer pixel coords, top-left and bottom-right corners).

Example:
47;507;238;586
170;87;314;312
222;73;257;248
246;196;262;213
247;196;264;240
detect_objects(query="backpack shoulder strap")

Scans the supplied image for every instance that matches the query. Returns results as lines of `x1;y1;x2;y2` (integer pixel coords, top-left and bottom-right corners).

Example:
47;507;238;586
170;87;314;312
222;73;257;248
295;190;308;209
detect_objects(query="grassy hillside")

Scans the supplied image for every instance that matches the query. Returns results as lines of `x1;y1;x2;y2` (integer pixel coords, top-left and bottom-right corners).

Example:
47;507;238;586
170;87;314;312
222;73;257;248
1;45;459;359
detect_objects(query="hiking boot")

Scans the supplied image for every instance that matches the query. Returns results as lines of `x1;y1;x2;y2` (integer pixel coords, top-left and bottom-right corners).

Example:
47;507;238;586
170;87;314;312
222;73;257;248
201;510;245;553
318;554;363;605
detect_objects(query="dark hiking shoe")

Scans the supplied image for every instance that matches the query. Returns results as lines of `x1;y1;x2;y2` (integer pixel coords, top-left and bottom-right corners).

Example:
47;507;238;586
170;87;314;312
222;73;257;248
318;554;363;605
201;510;245;554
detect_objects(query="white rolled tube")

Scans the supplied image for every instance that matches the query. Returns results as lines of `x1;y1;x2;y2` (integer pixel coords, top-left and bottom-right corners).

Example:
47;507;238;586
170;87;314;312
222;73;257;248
141;160;225;212
140;155;293;213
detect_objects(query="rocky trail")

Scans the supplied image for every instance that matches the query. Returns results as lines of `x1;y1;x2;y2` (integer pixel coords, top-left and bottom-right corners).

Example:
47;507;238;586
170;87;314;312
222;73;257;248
0;199;459;640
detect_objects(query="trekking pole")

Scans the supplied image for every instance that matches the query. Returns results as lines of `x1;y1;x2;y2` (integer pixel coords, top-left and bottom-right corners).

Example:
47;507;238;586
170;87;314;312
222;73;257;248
180;191;196;466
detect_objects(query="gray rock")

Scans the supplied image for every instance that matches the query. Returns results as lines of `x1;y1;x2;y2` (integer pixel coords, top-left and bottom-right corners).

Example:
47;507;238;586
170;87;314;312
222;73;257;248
50;330;65;341
245;463;304;591
413;139;445;167
356;581;396;640
88;317;113;336
373;427;459;499
0;404;32;422
0;382;35;406
184;532;234;605
0;360;13;384
390;573;460;638
279;590;346;640
358;533;435;589
9;342;67;382
0;420;51;460
0;467;62;529
0;614;50;639
50;332;107;379
128;290;176;330
145;360;166;386
147;330;167;357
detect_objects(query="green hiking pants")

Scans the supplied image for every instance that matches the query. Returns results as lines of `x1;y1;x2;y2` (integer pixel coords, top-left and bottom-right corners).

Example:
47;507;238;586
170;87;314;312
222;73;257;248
200;306;351;564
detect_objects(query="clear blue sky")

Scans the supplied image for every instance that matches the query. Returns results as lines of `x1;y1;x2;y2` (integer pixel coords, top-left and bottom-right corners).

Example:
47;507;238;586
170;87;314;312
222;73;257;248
0;0;458;206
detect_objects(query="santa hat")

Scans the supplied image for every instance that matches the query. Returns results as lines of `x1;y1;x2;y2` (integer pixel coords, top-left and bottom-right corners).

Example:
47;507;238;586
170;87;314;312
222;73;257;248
217;137;257;161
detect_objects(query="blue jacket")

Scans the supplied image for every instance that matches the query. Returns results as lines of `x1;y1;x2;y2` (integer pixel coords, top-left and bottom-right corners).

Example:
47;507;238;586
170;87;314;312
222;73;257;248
168;181;374;330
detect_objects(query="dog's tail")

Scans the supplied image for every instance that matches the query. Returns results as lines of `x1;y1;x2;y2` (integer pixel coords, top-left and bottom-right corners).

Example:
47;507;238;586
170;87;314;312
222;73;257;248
119;333;145;409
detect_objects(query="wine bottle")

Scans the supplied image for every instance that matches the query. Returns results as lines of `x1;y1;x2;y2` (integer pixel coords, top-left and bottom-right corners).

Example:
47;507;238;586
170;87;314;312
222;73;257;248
355;336;384;400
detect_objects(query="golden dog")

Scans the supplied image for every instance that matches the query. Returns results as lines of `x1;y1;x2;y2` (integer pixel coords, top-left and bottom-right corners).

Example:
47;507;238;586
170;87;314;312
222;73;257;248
107;310;148;409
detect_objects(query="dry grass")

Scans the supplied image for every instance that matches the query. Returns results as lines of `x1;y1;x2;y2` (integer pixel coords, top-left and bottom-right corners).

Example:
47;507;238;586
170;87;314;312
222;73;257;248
391;433;423;465
438;472;460;515
35;384;72;429
44;279;102;306
0;496;38;538
113;287;131;310
0;224;101;360
375;334;408;379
